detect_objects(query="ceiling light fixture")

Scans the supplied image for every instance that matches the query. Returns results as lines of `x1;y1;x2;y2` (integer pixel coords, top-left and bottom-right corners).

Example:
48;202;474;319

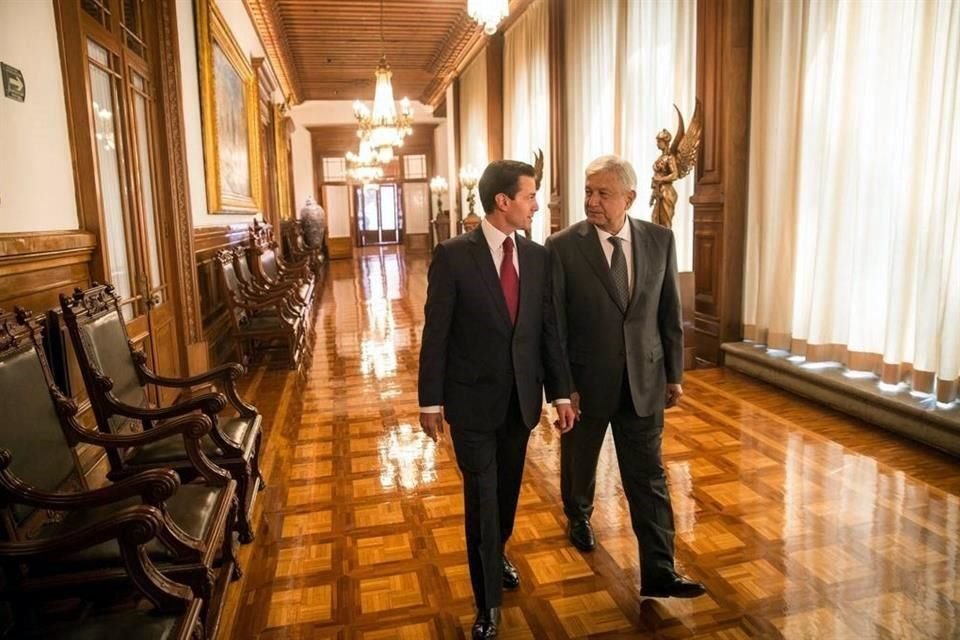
353;0;413;163
468;0;509;36
346;139;385;184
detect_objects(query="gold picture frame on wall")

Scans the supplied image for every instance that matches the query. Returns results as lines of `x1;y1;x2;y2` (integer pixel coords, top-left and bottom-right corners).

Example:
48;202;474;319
196;0;262;214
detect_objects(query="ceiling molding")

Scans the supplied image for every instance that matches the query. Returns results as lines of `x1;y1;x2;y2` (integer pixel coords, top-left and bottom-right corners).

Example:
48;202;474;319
244;0;303;104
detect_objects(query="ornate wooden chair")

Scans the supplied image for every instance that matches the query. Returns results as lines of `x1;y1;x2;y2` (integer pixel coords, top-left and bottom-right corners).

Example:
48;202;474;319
248;221;315;305
215;250;306;369
230;246;311;319
281;219;326;277
58;285;263;542
0;308;239;637
0;505;205;639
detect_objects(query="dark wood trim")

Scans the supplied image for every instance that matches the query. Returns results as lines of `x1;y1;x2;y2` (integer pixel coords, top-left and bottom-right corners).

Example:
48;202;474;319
547;0;566;232
485;32;504;162
193;224;253;365
156;0;204;354
327;236;354;260
691;0;752;365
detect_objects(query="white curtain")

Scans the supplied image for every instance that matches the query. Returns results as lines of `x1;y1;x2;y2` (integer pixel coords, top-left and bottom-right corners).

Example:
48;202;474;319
504;0;550;242
458;54;488;218
745;0;960;404
564;0;696;270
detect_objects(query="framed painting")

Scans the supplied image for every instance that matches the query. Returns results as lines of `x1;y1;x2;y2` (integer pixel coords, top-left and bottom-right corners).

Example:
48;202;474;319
196;0;262;213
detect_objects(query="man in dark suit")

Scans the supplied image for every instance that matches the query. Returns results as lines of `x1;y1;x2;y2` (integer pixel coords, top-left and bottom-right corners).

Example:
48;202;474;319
545;155;705;599
419;160;576;638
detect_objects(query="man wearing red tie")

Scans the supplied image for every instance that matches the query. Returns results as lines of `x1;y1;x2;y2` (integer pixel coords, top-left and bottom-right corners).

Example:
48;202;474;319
419;160;576;639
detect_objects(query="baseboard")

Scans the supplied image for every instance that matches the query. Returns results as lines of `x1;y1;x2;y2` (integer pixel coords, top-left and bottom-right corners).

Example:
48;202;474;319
722;341;960;457
404;233;431;253
327;236;353;259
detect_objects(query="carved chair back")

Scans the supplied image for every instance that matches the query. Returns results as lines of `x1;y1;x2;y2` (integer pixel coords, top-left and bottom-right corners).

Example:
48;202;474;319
59;285;150;440
0;309;83;533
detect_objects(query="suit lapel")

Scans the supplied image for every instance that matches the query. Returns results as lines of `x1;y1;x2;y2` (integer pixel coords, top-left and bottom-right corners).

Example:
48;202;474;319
516;234;536;326
628;218;649;312
467;227;513;333
575;222;626;314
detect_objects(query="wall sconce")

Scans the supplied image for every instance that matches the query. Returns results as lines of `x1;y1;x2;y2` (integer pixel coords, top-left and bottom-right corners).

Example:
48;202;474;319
429;176;448;217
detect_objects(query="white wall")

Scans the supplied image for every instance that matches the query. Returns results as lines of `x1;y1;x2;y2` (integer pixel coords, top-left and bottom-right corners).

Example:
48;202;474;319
0;1;79;233
176;0;276;227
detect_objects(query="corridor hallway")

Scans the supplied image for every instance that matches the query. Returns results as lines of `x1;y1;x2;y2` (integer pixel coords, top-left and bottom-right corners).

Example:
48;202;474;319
218;247;960;639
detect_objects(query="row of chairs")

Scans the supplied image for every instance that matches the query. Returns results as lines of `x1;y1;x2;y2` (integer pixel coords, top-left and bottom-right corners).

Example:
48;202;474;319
215;221;324;370
0;284;266;638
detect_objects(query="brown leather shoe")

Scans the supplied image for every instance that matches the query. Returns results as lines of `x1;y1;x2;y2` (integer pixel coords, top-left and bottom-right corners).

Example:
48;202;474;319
568;518;596;552
640;574;706;598
502;555;520;589
472;607;500;639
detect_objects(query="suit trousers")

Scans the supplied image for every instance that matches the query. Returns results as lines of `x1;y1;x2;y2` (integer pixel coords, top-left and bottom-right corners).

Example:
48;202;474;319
560;369;677;581
449;388;529;609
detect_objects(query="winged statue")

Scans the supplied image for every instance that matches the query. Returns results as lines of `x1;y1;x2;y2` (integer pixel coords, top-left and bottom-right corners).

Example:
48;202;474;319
532;148;544;191
649;99;703;229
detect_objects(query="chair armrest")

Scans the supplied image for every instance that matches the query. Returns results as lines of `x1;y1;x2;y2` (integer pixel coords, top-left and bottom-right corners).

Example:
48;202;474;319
0;504;163;559
134;354;245;389
0;452;179;509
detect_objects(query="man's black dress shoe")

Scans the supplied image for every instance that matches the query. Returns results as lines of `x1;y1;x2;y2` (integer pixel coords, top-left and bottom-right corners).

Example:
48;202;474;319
472;607;500;640
640;574;706;598
568;519;596;552
502;555;520;589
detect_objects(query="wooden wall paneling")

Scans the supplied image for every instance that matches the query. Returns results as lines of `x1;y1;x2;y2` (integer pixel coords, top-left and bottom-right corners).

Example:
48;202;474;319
485;32;504;162
0;231;98;314
691;0;752;365
154;0;207;375
194;224;253;364
547;0;566;232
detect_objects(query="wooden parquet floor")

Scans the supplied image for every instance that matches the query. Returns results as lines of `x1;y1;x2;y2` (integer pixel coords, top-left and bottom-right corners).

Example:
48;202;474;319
218;247;960;639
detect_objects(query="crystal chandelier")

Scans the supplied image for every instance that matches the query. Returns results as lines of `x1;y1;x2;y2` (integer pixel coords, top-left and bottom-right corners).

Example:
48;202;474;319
346;139;384;184
353;0;413;164
468;0;509;36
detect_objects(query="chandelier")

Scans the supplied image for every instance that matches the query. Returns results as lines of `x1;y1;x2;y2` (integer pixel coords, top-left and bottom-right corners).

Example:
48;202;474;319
353;0;413;164
346;139;384;184
468;0;509;35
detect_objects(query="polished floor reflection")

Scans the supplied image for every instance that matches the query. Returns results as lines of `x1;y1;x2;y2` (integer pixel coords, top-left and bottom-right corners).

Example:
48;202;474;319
218;246;960;639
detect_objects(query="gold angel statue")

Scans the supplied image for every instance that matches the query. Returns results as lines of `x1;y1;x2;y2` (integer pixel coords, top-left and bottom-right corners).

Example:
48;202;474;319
650;100;703;229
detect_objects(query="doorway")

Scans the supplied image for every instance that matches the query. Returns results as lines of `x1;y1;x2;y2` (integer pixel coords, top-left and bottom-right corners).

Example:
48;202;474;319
355;183;404;246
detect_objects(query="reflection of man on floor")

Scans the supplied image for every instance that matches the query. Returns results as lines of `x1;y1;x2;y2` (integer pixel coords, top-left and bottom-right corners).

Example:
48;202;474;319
546;154;705;600
418;160;576;639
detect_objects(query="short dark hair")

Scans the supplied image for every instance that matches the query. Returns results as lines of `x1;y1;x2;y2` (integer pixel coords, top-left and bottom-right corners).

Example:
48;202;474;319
478;160;536;214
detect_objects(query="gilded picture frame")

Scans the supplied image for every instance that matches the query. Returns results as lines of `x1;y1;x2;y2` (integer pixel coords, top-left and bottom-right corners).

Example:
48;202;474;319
196;0;262;213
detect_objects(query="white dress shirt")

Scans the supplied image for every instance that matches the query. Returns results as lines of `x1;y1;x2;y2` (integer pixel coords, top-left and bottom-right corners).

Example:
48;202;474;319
420;217;568;413
595;219;634;291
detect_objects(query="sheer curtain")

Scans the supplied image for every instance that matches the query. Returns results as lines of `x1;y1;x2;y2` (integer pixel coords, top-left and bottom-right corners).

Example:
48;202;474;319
564;0;696;270
745;0;960;404
504;0;550;242
458;54;488;218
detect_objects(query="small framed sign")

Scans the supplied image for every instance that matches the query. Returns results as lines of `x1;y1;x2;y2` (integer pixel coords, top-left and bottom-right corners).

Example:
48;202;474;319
1;63;25;102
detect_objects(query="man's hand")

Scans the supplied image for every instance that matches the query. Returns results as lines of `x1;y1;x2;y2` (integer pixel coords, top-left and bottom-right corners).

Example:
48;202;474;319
553;403;577;434
665;383;683;409
570;391;582;419
420;411;445;443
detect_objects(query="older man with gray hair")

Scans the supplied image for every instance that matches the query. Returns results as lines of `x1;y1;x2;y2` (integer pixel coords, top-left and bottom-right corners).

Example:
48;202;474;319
544;154;704;599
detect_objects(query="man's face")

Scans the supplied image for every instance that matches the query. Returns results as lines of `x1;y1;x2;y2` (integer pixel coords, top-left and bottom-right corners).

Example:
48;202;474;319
584;170;634;234
499;175;539;232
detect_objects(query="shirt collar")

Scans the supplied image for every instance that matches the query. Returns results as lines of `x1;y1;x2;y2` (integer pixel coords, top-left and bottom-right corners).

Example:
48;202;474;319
595;217;632;244
481;216;515;251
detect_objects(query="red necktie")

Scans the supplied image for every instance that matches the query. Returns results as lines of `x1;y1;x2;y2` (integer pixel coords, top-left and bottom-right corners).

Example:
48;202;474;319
500;236;519;325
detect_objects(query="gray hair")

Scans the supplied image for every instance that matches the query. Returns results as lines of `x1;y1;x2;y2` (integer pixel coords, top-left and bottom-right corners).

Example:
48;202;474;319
585;155;637;191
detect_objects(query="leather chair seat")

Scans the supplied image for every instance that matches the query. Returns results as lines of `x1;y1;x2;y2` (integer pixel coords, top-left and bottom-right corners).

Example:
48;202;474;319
128;415;261;465
35;484;223;572
25;608;186;640
243;314;302;334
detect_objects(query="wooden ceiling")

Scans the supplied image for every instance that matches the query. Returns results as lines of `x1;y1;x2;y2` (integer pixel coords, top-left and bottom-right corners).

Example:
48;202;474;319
245;0;533;107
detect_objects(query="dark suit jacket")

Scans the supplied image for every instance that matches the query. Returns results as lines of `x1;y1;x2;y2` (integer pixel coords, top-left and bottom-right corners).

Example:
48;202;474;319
418;226;571;431
545;218;683;418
